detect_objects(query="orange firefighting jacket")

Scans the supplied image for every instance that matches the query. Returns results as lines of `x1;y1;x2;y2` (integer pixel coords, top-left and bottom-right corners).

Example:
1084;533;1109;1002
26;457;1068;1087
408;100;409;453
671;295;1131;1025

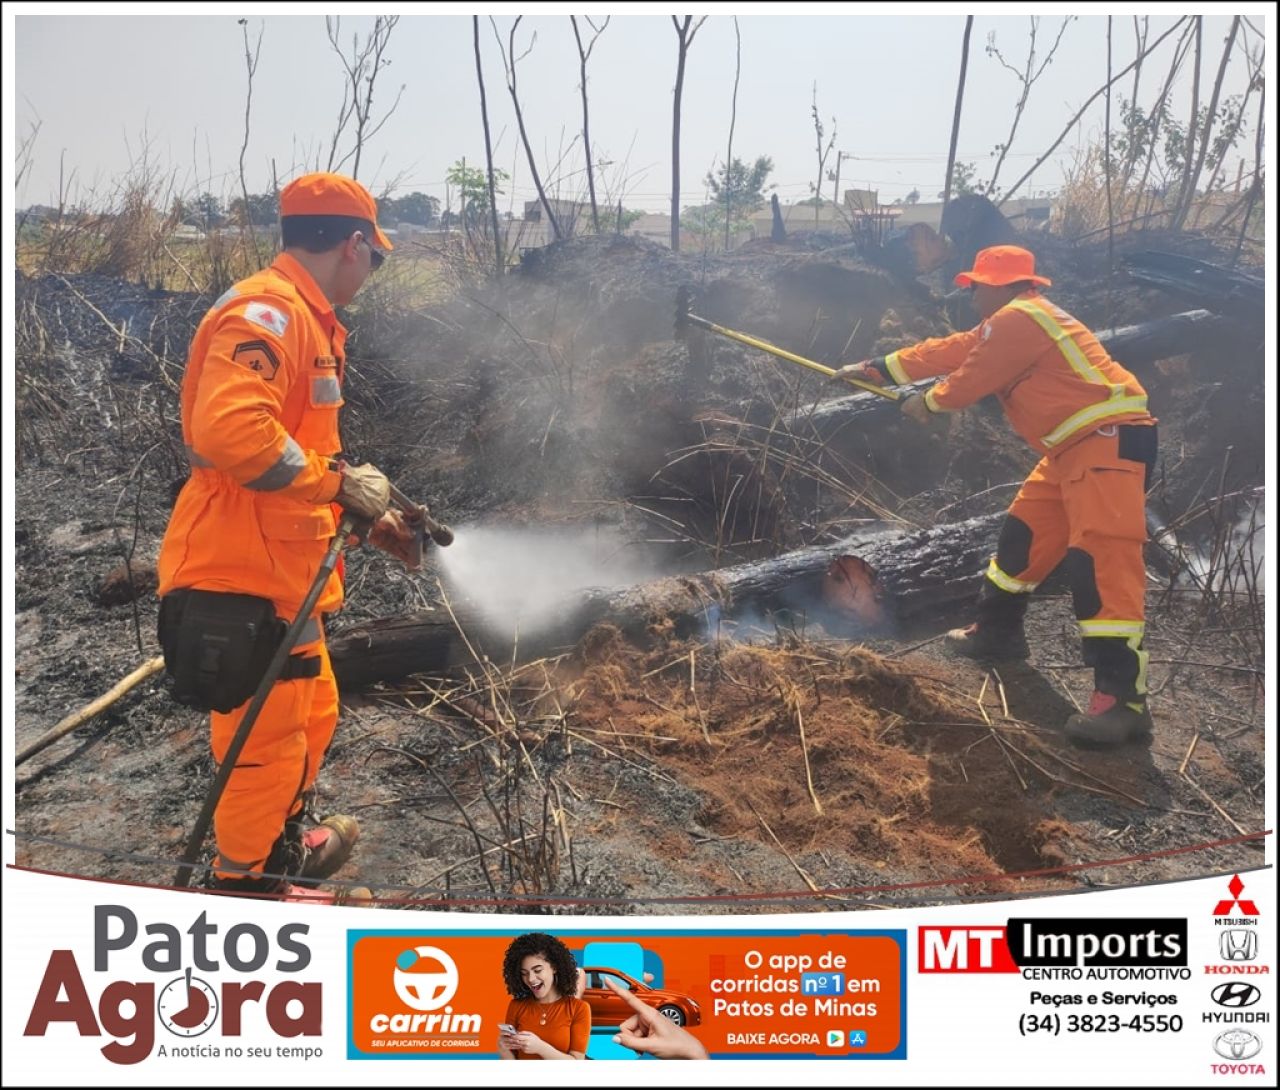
158;253;347;619
883;291;1153;455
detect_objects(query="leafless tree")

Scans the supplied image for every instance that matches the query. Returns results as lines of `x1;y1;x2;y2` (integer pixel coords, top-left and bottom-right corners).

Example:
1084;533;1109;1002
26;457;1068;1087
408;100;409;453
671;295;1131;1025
1231;79;1264;264
982;16;1074;198
1171;17;1203;226
723;16;742;251
1130;21;1196;218
942;16;975;221
810;84;837;225
1173;16;1242;230
474;16;504;276
670;15;708;252
997;17;1188;206
492;17;562;241
236;19;264;265
570;16;610;233
324;16;406;181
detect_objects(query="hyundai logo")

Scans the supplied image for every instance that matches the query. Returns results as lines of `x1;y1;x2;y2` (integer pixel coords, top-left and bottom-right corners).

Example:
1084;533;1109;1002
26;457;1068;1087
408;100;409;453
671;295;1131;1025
1213;1030;1262;1060
1212;983;1262;1008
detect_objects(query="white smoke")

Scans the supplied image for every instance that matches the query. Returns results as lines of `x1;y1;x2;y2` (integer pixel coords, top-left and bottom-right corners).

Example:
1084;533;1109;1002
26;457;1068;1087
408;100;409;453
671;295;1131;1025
433;523;668;633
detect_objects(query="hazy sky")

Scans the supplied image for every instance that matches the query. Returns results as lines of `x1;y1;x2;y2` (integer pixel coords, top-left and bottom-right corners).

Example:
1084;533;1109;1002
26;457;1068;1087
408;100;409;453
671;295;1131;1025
10;6;1272;215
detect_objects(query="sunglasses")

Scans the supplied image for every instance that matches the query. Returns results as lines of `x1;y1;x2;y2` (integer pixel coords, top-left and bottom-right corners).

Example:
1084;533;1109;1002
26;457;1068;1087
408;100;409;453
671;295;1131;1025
357;235;386;271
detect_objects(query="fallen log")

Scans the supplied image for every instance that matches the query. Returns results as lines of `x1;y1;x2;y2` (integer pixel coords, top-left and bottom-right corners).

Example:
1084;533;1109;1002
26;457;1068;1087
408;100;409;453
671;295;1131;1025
787;308;1228;434
16;654;166;766
1122;251;1264;327
328;513;1002;689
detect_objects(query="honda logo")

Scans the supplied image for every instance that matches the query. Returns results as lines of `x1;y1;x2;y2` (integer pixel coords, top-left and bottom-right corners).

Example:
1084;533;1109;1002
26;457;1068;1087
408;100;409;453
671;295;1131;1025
1220;929;1259;961
1213;1030;1262;1060
1212;983;1262;1008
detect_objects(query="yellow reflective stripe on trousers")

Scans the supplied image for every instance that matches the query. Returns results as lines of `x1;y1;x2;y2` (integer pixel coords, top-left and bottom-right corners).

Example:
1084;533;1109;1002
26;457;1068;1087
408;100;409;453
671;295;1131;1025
1130;635;1149;698
884;350;911;385
986;558;1038;594
1078;619;1145;638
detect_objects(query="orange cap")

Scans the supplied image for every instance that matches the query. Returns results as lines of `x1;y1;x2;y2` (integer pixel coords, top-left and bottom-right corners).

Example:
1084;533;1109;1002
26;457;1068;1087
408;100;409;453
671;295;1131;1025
279;172;393;251
954;245;1049;288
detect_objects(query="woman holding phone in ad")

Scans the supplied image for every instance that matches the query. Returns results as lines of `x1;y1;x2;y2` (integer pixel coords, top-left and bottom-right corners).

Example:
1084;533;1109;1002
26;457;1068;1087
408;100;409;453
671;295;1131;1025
497;933;590;1059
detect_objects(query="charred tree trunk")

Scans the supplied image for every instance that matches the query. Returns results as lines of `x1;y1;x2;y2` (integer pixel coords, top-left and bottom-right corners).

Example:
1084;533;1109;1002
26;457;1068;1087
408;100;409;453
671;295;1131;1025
329;514;1003;689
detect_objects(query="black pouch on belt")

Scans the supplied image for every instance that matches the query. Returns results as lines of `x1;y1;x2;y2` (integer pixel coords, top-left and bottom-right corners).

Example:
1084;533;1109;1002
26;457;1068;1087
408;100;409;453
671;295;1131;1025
157;589;286;714
1118;422;1159;491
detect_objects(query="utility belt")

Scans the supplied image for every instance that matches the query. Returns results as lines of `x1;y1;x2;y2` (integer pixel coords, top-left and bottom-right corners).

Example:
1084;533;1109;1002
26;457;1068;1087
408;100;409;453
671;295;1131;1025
157;589;321;714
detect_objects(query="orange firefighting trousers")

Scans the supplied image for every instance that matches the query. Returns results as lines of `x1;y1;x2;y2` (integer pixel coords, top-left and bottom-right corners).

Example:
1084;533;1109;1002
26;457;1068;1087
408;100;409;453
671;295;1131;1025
979;425;1155;702
210;628;338;878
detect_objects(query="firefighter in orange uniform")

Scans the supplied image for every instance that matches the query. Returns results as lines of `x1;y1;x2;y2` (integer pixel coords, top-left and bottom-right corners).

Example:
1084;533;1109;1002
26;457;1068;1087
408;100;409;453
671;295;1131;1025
838;245;1158;749
158;172;420;901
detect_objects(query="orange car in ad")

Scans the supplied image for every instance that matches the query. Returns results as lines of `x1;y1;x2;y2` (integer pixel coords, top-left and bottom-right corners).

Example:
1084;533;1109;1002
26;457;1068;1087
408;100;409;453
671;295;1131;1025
580;966;702;1027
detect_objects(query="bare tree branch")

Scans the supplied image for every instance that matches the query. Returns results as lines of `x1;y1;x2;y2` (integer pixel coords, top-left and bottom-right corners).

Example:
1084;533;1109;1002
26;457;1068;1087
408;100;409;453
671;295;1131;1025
996;16;1188;207
491;16;562;241
571;15;610;232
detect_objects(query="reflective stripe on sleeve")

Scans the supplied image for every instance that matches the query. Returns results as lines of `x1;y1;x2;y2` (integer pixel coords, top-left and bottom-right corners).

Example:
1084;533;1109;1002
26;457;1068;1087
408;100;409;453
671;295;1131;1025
311;375;343;405
185;444;215;469
244;435;307;492
884;350;911;385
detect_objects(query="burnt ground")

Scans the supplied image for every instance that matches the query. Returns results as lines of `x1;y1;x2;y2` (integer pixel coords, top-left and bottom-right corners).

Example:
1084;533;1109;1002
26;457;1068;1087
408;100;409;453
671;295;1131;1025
11;228;1266;914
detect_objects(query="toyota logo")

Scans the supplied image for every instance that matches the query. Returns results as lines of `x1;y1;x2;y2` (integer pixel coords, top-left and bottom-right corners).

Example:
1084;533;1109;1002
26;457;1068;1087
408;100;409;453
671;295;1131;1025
1213;1030;1262;1060
1212;983;1261;1008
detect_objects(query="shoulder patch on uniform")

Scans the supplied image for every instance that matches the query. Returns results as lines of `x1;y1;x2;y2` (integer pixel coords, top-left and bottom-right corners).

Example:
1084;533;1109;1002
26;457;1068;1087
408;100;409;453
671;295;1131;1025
232;340;281;381
244;301;289;337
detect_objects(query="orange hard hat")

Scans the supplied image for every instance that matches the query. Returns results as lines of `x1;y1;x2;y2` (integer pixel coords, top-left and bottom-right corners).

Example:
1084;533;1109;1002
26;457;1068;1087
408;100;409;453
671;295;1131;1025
280;172;394;251
954;245;1049;288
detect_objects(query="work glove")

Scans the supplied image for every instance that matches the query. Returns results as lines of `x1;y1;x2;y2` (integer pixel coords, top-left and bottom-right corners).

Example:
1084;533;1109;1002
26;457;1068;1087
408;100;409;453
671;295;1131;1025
369;508;427;571
336;462;392;524
901;391;955;438
832;357;891;387
900;391;934;425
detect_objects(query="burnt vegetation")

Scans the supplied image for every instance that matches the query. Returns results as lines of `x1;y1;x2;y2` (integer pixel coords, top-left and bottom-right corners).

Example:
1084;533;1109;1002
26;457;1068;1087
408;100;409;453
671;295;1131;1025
13;15;1265;912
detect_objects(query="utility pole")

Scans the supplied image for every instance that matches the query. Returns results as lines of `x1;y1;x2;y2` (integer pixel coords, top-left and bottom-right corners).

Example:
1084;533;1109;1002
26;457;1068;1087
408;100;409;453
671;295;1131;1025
828;151;855;214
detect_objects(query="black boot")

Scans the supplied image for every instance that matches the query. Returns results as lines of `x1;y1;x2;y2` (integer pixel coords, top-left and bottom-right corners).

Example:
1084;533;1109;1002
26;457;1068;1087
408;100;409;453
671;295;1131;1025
945;582;1030;662
1065;691;1154;748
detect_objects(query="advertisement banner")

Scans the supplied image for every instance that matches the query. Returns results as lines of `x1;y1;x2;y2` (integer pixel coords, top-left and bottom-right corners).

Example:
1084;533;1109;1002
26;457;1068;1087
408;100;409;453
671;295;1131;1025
3;866;1276;1085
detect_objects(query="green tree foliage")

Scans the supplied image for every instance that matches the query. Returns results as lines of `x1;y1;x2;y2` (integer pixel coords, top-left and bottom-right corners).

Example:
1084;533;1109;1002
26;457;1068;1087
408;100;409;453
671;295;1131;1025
705;155;775;221
228;191;279;227
446;161;508;223
384;191;440;226
938;161;978;199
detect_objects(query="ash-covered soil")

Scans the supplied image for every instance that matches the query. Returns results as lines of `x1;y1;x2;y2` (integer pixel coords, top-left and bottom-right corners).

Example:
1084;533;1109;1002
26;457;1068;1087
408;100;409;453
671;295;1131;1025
12;229;1266;913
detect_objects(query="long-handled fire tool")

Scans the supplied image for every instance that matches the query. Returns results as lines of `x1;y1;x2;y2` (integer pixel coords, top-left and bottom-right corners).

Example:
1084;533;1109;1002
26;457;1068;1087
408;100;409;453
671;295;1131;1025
174;484;455;890
674;285;901;400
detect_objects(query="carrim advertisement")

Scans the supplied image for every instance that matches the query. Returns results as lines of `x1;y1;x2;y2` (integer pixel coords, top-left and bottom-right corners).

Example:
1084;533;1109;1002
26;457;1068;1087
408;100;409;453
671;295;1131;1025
1;866;1275;1084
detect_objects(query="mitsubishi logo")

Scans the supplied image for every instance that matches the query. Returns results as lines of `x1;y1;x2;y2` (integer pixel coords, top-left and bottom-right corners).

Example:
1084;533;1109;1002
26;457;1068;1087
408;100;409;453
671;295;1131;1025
1214;875;1260;916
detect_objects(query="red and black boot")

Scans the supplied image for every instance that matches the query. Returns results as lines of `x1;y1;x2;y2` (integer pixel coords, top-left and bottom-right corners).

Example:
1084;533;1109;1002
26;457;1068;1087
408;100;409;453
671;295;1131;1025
1064;691;1154;748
